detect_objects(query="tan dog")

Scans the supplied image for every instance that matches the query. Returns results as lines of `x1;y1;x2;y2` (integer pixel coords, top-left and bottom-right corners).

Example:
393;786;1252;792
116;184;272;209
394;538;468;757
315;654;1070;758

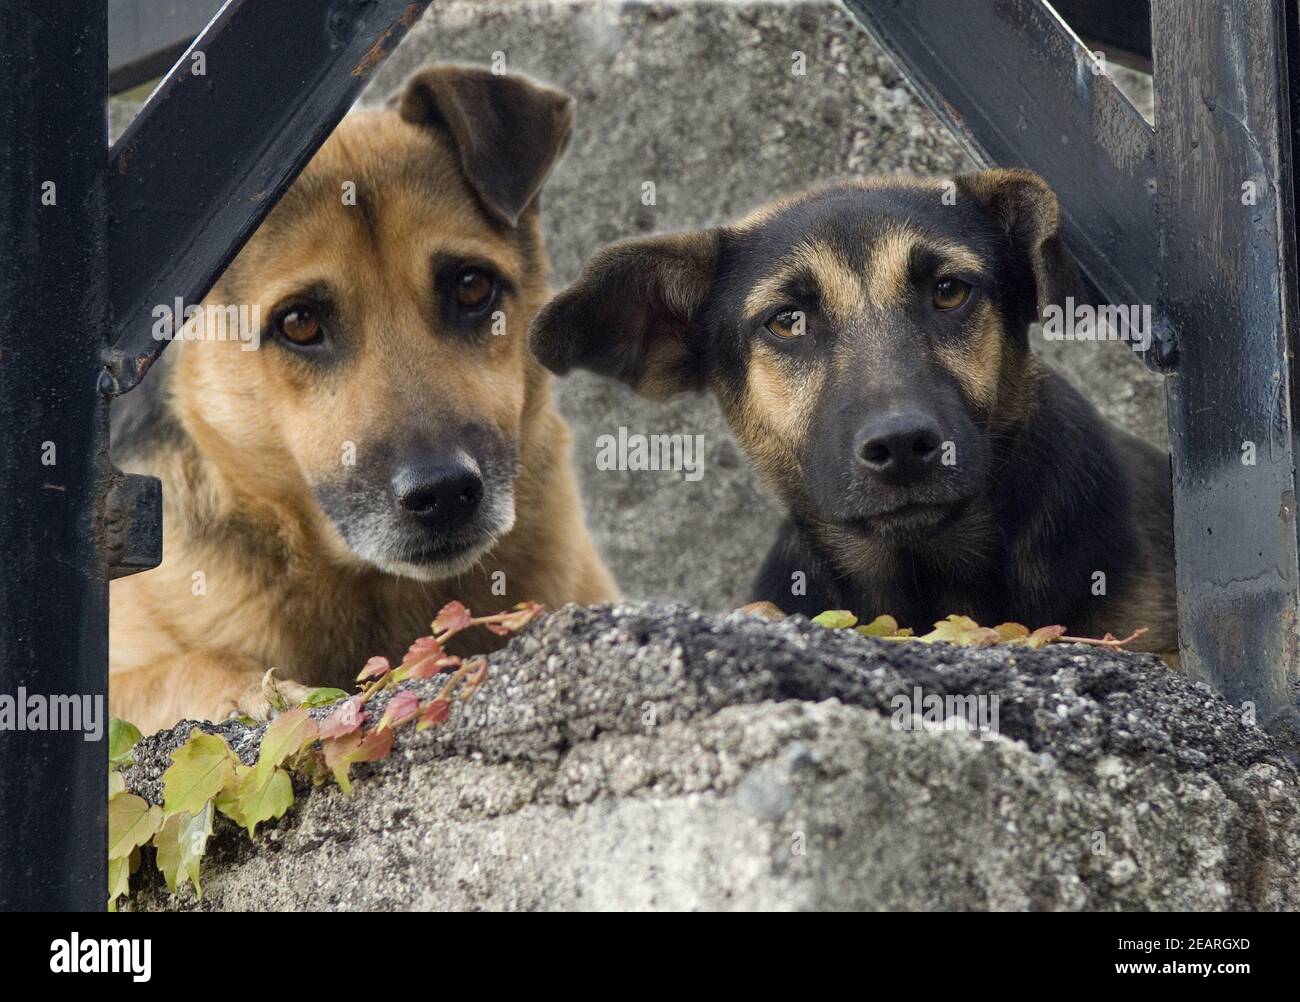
110;65;616;733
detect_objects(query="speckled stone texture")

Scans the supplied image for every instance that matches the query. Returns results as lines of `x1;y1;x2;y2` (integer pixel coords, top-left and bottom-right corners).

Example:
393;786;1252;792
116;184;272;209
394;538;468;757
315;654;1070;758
108;1;1169;610
122;604;1300;911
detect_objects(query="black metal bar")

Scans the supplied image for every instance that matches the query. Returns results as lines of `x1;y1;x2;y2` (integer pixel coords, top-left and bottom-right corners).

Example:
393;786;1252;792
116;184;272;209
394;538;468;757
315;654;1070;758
107;0;220;95
0;1;110;910
1152;0;1300;727
105;0;432;396
842;0;1173;368
0;0;428;911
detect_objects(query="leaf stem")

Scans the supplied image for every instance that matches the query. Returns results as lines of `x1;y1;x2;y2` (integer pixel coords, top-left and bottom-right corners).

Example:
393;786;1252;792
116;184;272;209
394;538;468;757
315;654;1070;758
1057;627;1149;648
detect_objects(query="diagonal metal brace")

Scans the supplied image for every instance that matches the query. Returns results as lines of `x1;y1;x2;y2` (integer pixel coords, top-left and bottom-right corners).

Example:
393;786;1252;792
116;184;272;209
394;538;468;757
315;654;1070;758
103;0;432;397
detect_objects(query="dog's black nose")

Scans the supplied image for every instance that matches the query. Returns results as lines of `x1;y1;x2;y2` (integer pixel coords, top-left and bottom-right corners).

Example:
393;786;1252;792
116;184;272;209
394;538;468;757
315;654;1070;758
855;410;943;483
393;461;483;530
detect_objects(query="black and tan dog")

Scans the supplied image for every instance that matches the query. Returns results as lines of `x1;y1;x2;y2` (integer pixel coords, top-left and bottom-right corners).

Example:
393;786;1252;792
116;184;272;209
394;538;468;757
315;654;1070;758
111;65;616;732
530;170;1175;651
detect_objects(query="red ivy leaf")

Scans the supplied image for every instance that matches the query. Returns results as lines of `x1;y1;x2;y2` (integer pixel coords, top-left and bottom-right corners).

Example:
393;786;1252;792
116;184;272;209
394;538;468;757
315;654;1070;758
418;697;451;729
321;727;394;793
378;691;420;731
401;635;446;679
352;728;394;763
484;602;544;635
319;695;365;739
433;601;473;635
429;654;463;676
356;655;391;682
321;732;361;793
405;635;442;660
499;601;544;632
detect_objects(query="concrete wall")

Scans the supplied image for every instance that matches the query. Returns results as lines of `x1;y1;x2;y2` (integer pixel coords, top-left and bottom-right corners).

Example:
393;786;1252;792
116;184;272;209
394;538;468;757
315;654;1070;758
111;1;1168;610
125;603;1300;912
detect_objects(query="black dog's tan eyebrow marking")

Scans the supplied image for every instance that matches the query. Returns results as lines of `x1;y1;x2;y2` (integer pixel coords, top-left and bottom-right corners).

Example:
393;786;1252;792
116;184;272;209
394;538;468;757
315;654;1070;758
742;242;866;326
867;227;990;307
742;227;993;330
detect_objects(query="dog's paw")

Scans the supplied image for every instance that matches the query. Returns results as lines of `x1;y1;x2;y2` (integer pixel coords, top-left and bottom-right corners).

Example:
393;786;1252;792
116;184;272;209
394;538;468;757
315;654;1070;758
228;669;317;722
736;601;787;621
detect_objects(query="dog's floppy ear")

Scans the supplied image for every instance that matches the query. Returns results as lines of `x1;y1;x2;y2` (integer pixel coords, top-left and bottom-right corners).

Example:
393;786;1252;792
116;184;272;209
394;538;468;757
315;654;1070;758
395;65;574;227
529;230;720;399
954;168;1080;326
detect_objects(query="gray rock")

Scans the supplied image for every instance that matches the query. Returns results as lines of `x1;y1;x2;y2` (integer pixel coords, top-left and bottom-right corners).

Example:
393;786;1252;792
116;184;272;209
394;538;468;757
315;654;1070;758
122;603;1300;911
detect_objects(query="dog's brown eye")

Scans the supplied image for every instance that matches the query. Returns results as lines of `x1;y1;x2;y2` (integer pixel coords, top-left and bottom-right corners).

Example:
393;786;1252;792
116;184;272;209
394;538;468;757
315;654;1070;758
764;309;806;339
277;305;322;345
933;278;972;311
454;268;495;310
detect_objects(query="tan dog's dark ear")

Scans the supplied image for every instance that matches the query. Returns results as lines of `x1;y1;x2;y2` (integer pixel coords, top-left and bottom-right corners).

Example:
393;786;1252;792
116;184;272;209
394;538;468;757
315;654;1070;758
954;168;1080;326
529;231;720;399
395;65;574;227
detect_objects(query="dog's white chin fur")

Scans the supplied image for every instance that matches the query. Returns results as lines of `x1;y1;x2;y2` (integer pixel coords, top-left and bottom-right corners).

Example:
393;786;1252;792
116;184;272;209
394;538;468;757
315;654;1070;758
347;498;517;583
371;536;498;582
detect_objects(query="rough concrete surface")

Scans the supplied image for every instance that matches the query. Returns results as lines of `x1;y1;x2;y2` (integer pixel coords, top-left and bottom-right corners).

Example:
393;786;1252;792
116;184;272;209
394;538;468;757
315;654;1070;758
109;1;1169;610
122;603;1300;912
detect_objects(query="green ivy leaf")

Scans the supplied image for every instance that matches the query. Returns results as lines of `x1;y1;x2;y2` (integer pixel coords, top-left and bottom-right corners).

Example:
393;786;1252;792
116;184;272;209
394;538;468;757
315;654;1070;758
109;771;126;800
1023;625;1067;649
229;763;294;837
108;793;162;861
256;708;318;781
856;614;912;638
108;718;143;767
811;610;858;629
299;687;349;709
294;745;331;786
154;801;214;897
917;614;1000;647
214;766;250;831
843;613;1076;648
108;855;131;912
162;731;238;819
